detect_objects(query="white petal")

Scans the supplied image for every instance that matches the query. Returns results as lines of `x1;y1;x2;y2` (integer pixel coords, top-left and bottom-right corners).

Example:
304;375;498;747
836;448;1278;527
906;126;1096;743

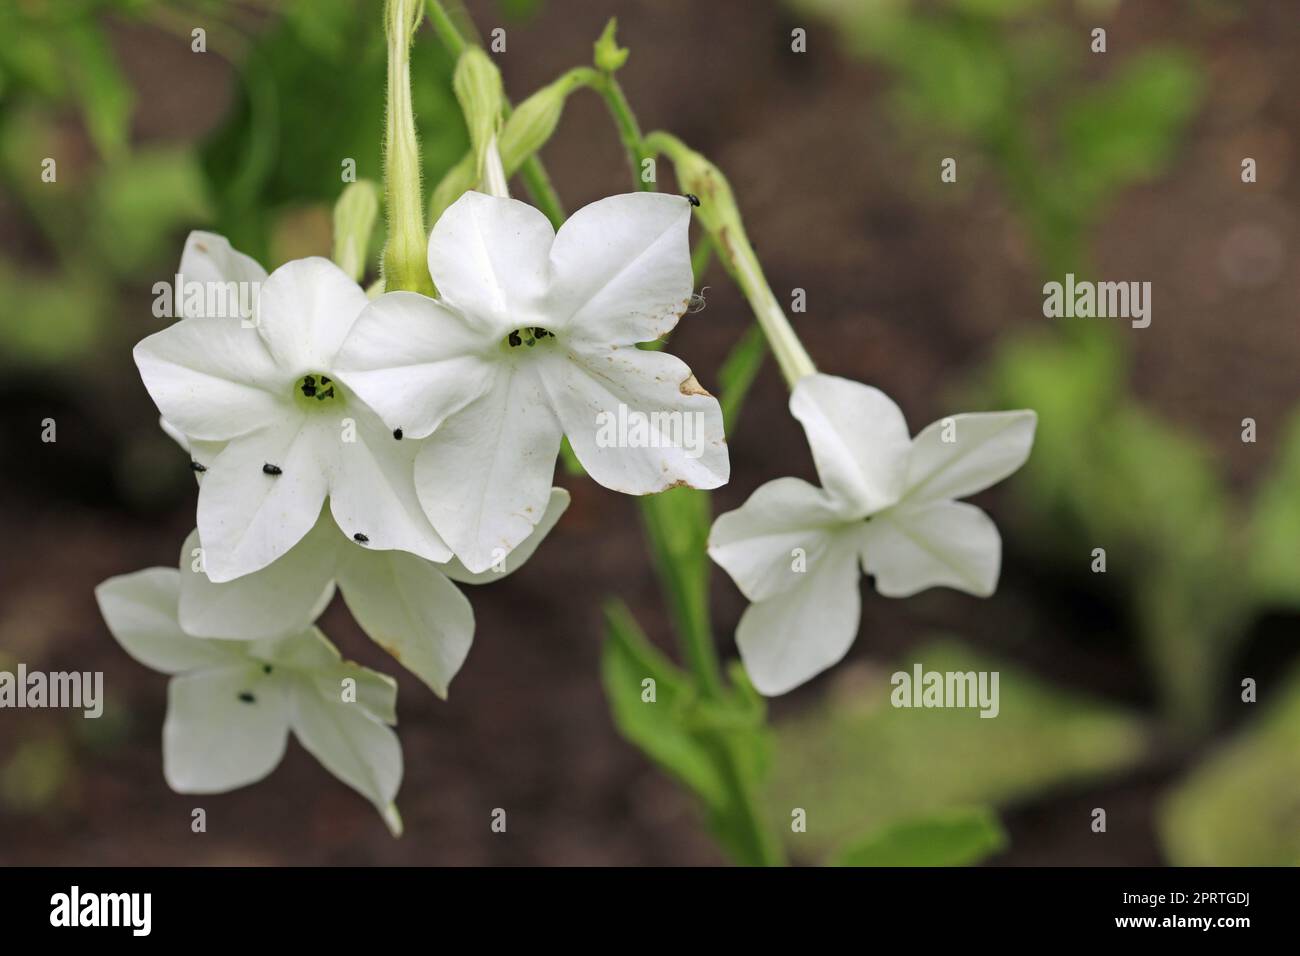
265;627;397;725
289;673;403;833
332;292;497;439
861;499;1002;598
336;546;475;698
177;231;267;320
735;528;864;696
177;523;338;640
133;320;287;442
326;406;453;562
442;487;569;584
790;373;911;516
196;414;333;582
95;568;242;674
904;410;1037;505
427;191;554;333
547;193;693;344
160;416;190;453
544;345;728;494
255;257;369;372
307;665;398;726
708;477;847;603
414;362;563;574
163;664;290;792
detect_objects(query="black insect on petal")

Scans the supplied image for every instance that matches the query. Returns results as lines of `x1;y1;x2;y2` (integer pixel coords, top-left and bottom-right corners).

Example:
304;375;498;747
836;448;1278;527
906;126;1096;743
238;692;256;704
393;428;403;440
685;193;701;207
263;463;282;476
353;532;370;544
190;461;207;473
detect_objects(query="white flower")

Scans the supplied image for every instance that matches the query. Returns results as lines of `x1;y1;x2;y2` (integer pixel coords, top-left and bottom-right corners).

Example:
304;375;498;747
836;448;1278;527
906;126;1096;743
333;191;730;573
95;567;404;834
135;237;453;582
174;488;570;698
708;373;1036;696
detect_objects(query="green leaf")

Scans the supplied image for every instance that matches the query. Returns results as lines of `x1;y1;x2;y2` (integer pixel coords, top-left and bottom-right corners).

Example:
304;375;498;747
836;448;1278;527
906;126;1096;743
63;19;132;162
1246;409;1300;607
600;600;725;809
638;487;714;670
718;324;767;432
832;806;1007;867
1059;50;1203;214
91;148;212;275
1159;661;1300;866
200;1;466;262
767;639;1147;861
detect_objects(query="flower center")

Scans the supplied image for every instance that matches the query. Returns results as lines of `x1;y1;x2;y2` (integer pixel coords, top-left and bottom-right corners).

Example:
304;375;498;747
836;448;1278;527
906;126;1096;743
503;327;554;349
294;373;343;409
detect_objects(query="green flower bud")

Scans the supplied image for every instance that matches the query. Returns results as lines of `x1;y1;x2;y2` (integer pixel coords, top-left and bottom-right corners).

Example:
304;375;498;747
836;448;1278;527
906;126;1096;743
453;46;505;179
332;179;380;282
500;68;595;176
593;18;629;73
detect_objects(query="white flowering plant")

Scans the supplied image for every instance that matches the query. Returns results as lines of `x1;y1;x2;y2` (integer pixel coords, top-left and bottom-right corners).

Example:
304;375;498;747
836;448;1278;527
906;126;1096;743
97;1;1035;865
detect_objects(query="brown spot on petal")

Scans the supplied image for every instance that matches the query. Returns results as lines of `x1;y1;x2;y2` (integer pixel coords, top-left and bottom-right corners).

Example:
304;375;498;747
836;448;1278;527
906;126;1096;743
679;374;711;398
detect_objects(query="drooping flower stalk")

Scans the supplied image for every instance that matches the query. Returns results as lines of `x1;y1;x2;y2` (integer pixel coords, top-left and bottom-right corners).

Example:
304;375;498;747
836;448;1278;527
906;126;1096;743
643;131;817;389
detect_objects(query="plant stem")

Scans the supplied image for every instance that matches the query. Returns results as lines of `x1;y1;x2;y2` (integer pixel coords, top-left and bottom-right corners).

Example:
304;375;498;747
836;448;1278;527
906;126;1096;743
603;92;786;867
382;0;436;296
642;130;817;389
591;73;653;191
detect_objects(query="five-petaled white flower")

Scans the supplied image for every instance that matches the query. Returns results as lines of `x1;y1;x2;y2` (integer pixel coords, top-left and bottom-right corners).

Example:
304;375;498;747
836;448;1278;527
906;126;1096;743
333;191;730;573
709;373;1036;696
173;488;568;698
96;567;405;834
135;235;453;582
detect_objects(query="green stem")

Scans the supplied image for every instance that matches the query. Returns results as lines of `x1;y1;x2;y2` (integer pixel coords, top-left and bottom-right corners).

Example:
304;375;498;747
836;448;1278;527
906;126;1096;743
604;97;786;867
590;73;652;190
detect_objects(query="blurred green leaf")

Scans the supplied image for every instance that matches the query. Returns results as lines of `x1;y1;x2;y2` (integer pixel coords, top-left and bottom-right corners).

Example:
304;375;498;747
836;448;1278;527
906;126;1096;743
63;19;133;161
718;324;767;432
832;806;1007;867
201;0;467;262
1059;50;1203;215
1246;410;1300;607
601;599;725;808
1159;662;1300;866
639;487;714;668
91;148;211;275
0;265;107;365
768;639;1147;860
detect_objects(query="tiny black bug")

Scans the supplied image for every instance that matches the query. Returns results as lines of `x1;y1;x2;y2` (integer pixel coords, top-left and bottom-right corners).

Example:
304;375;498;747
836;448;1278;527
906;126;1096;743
262;463;282;476
262;664;273;674
238;692;256;704
393;428;403;440
190;461;206;473
685;193;700;207
353;532;370;544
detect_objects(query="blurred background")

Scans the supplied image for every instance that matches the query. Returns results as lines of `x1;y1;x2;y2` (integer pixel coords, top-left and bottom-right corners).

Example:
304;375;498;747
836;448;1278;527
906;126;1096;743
1;0;1298;865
